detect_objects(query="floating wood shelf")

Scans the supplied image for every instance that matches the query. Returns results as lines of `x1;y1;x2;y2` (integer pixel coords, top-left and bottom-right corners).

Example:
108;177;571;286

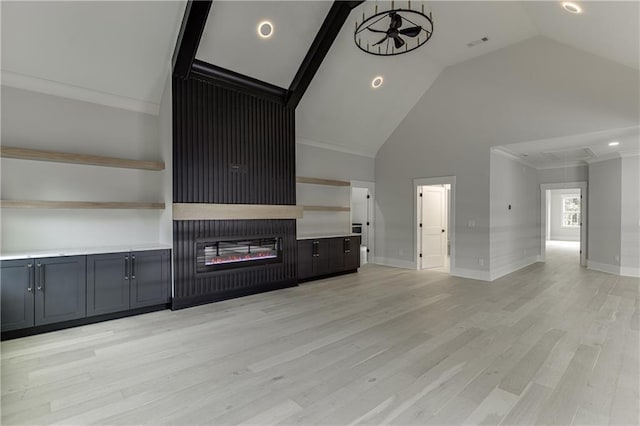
0;200;165;210
0;147;165;171
173;203;304;220
303;205;351;212
296;176;350;187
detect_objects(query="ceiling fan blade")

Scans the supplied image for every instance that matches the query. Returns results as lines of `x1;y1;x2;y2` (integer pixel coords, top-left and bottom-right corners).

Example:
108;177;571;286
389;12;402;29
366;27;387;34
399;26;422;38
373;35;388;46
393;35;405;49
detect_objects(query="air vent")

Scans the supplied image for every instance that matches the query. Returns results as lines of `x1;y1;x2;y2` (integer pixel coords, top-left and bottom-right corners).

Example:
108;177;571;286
467;37;489;47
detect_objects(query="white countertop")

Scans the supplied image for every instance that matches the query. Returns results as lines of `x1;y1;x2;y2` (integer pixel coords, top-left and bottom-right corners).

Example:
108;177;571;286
297;234;361;240
0;243;173;261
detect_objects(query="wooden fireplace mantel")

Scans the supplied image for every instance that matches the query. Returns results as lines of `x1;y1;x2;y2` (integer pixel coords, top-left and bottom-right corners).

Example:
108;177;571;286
172;203;304;220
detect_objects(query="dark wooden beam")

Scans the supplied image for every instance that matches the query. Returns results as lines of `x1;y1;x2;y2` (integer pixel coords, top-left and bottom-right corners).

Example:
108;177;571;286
191;59;288;104
172;0;213;79
286;1;365;109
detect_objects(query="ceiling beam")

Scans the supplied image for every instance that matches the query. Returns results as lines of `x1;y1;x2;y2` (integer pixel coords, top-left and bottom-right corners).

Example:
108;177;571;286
286;1;365;109
172;0;213;79
191;60;288;104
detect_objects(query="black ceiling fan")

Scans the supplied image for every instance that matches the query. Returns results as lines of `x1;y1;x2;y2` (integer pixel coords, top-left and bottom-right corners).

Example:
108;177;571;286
368;11;422;49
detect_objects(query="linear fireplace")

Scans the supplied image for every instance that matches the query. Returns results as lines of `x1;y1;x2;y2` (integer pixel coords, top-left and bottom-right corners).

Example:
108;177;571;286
196;237;282;273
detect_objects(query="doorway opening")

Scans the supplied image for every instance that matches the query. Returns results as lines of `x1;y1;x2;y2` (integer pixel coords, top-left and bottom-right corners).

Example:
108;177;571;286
414;176;456;273
351;181;375;266
540;182;587;266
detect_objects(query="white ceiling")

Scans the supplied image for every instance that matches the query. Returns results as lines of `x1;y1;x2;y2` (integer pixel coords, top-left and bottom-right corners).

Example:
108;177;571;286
196;1;332;88
495;126;640;169
1;1;185;113
297;1;540;156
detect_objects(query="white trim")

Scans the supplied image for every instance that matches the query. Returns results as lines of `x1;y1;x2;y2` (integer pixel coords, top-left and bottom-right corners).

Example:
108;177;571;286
372;257;414;270
491;147;537;169
1;70;160;115
413;176;456;274
587;260;621;276
489;255;539;281
620;266;640;278
296;138;376;158
350;180;375;261
540;182;588;266
450;267;491;281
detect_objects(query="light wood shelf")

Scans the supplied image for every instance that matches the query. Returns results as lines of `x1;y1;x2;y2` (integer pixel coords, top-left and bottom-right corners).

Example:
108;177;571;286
303;205;351;212
0;200;165;210
296;176;350;187
173;203;304;220
0;146;165;171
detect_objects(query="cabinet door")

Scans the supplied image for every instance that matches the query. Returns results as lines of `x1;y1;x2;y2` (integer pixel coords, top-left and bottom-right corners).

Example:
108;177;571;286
297;240;315;279
314;239;331;276
345;236;361;270
34;256;86;326
1;259;35;332
329;238;346;271
87;253;129;316
130;250;170;309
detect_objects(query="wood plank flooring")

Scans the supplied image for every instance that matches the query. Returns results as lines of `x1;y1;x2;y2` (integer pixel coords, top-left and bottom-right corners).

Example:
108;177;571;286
2;244;638;425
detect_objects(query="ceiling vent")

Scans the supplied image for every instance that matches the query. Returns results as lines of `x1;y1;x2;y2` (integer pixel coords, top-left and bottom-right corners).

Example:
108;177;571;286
542;147;596;161
467;37;489;47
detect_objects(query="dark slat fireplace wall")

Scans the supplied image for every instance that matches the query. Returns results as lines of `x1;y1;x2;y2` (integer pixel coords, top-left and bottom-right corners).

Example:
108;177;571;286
172;76;297;309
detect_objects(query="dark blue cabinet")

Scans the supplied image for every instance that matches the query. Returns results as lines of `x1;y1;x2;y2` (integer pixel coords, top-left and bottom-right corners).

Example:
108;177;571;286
1;259;35;332
130;250;170;309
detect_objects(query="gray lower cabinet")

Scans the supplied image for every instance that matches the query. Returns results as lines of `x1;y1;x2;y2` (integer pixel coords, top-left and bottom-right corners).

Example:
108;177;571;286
1;259;35;332
86;249;170;317
1;256;86;332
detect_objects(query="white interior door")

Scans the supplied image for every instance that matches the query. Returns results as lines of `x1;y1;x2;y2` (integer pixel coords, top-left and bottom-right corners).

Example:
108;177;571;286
421;186;446;269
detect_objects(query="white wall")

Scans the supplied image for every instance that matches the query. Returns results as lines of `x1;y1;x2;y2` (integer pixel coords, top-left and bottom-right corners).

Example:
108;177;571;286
296;141;374;182
549;188;581;241
375;37;639;279
537;165;588;185
490;152;539;280
0;85;164;252
621;155;640;276
588;158;622;273
158;74;173;245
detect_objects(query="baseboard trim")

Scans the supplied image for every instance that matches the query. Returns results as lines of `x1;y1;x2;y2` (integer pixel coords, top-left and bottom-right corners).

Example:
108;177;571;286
490;256;540;281
587;260;621;276
371;257;415;270
620;266;640;278
450;267;491;281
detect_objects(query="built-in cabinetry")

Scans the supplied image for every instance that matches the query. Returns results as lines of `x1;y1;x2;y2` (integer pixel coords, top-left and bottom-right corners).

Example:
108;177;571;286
1;256;86;332
86;249;170;316
298;236;360;281
1;248;170;337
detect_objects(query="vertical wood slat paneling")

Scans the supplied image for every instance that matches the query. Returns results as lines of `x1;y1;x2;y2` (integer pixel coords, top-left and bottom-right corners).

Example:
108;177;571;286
172;76;298;309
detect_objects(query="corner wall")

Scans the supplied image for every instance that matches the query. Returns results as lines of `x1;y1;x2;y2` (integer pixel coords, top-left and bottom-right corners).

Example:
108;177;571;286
621;155;640;276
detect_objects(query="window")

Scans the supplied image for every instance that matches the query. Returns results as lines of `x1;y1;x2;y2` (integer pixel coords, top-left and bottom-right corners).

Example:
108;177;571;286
562;195;581;228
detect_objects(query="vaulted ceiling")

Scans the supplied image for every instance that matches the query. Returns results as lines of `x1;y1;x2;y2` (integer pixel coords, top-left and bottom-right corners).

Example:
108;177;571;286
2;1;638;156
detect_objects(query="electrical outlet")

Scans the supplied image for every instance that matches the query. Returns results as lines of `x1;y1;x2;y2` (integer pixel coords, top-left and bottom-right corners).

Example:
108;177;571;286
468;219;476;228
478;258;485;267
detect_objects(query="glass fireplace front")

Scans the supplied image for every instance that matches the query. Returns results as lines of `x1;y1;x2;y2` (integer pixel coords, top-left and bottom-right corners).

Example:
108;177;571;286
196;237;282;273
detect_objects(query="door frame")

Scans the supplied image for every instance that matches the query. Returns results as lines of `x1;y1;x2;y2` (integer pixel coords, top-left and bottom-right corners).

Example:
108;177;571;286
413;176;456;272
351;180;375;261
540;181;588;266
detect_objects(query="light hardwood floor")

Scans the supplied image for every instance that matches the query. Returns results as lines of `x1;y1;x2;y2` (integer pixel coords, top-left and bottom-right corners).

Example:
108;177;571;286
2;244;638;425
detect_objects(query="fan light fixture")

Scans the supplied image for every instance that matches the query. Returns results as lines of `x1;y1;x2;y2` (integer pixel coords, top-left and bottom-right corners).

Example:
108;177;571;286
562;2;582;14
371;76;384;88
354;1;434;56
608;141;620;147
257;21;273;38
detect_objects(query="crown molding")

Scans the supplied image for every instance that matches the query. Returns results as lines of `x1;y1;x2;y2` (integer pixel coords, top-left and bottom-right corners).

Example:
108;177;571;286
1;70;160;115
296;137;376;158
490;147;537;168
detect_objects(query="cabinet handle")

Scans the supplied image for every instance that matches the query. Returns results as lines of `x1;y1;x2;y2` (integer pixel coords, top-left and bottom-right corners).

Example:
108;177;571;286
131;255;136;279
26;263;33;292
124;256;129;280
36;263;44;291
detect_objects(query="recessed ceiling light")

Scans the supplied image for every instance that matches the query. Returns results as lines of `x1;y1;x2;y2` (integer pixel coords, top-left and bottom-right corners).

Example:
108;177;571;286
257;21;273;39
371;76;383;89
562;2;582;14
608;141;620;147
